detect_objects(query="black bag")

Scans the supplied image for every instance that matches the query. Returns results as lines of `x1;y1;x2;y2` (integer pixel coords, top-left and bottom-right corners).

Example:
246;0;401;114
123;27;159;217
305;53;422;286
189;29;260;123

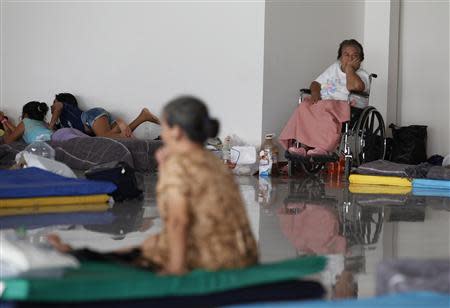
389;124;427;165
85;161;142;201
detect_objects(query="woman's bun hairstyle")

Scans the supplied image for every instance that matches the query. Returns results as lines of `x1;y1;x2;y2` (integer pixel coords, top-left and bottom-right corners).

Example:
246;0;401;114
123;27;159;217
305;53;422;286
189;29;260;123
163;96;220;144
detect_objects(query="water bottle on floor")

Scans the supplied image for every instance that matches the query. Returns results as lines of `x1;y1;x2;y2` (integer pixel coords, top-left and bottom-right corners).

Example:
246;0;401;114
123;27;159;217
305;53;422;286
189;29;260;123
24;141;55;160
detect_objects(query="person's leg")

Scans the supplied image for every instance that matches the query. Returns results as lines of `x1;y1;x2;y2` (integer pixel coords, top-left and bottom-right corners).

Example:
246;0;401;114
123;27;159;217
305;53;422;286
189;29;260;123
128;108;160;132
91;115;127;138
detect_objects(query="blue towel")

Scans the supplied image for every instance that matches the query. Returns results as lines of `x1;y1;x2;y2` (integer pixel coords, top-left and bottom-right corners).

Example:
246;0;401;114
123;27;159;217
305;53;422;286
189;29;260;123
413;179;450;190
0;167;117;198
226;292;450;308
0;212;115;230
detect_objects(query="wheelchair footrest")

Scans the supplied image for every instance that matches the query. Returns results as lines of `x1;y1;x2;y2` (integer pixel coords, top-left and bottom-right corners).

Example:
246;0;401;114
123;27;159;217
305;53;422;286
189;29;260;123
285;151;339;163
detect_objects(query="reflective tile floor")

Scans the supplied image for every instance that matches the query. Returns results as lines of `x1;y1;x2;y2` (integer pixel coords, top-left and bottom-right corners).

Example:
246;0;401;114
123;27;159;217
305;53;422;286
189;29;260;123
1;173;449;299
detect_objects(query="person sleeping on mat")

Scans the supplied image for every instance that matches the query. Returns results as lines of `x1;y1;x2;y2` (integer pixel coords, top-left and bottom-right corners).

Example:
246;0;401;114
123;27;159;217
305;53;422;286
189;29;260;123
49;92;160;138
49;96;259;274
279;39;370;157
1;101;53;144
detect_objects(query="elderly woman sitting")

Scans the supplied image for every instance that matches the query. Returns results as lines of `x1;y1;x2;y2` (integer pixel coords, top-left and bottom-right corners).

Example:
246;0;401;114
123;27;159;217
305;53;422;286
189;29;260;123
280;39;369;156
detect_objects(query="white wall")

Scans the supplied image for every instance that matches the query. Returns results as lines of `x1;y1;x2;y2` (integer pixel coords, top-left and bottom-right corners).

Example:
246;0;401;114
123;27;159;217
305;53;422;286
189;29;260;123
398;0;449;156
1;1;265;144
363;0;400;124
262;0;365;149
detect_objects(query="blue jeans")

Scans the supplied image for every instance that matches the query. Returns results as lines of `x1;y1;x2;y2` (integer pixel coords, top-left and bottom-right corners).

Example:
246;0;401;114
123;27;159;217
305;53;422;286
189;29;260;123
81;108;115;129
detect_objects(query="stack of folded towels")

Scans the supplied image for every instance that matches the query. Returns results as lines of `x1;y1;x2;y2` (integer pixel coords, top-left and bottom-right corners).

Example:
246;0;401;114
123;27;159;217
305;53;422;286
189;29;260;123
349;160;450;197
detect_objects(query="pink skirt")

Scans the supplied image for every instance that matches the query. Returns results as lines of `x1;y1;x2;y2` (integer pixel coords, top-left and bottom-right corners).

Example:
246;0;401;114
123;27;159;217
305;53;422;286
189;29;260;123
279;99;350;152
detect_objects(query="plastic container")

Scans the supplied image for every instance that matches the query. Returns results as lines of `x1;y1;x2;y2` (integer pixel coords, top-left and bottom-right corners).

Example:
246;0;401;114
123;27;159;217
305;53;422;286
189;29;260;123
24;141;55;160
222;136;231;164
258;150;272;176
262;134;279;175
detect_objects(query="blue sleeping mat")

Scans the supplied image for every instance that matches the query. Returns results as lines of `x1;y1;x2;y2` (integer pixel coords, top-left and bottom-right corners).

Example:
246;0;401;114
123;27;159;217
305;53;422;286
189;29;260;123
0;212;115;230
0;168;116;198
413;179;450;190
226;291;450;308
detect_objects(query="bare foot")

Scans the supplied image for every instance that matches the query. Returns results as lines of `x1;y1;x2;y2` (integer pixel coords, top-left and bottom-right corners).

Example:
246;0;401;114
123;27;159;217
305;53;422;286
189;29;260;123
116;119;134;138
141;108;160;125
47;234;73;253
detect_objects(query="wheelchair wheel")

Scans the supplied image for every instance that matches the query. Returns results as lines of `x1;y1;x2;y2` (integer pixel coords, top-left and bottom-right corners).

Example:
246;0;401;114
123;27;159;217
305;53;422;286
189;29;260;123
354;106;386;166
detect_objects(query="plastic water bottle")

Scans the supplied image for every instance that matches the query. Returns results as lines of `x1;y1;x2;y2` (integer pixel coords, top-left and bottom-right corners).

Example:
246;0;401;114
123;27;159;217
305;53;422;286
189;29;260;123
261;134;279;175
24;141;55;160
222;136;231;165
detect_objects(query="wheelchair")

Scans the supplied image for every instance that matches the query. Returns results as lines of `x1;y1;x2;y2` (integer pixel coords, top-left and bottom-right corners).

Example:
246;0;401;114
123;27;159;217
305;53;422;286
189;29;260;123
286;74;386;178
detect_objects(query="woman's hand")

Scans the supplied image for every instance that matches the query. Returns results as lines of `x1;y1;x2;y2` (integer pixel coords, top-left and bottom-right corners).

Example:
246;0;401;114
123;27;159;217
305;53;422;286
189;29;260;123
311;92;321;104
309;81;322;104
47;234;73;253
343;59;361;73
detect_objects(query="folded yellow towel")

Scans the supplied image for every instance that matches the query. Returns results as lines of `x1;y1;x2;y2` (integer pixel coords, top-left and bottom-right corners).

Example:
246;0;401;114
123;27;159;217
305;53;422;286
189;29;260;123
0;203;108;216
0;194;110;208
349;174;412;187
349;184;412;195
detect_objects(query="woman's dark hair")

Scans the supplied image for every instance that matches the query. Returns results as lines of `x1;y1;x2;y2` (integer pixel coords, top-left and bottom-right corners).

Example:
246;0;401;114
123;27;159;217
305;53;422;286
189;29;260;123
22;101;49;121
163;96;219;144
337;39;364;61
55;93;78;107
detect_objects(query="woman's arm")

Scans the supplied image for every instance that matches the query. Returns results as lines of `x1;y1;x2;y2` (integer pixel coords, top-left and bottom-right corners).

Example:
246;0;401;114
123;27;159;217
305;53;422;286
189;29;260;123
310;81;322;103
344;59;365;92
3;121;25;144
49;101;63;130
165;195;189;274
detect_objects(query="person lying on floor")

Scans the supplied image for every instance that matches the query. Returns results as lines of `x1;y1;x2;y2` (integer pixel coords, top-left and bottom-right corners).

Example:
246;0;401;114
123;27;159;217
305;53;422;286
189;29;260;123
279;39;369;157
81;106;160;138
49;93;87;133
49;96;259;274
50;92;160;138
1;101;53;144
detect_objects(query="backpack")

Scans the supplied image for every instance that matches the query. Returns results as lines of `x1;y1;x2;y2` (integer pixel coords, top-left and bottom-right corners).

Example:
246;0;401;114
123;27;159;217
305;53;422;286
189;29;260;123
85;161;143;202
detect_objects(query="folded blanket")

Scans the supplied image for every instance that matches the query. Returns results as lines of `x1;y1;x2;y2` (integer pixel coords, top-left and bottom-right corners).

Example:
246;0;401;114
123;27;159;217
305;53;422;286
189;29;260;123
0;203;109;217
0;194;110;207
0;138;162;172
349;184;412;195
349;174;412;187
413;179;450;190
353;160;411;177
426;166;450;180
353;160;450;180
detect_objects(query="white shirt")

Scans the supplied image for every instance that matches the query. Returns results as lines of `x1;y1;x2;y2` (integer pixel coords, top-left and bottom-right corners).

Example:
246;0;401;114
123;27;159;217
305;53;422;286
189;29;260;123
315;61;370;101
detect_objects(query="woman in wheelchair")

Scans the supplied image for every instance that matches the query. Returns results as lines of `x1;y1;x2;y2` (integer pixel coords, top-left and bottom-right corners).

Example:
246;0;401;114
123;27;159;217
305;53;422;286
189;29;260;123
280;39;369;157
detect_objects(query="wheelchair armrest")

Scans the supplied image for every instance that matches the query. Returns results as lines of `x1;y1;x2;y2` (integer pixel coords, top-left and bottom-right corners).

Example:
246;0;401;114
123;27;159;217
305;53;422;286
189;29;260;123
300;88;311;95
349;91;369;99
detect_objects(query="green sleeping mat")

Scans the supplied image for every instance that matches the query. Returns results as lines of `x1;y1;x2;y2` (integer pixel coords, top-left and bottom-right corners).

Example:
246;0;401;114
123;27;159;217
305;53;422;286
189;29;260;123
1;256;326;302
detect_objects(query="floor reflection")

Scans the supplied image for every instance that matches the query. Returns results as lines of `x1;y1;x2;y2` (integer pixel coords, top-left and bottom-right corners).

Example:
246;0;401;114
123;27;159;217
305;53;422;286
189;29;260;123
253;174;450;298
1;173;449;299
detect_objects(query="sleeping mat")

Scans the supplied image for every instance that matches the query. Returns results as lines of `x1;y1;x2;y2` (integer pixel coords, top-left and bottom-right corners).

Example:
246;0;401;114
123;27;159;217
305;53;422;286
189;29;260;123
0;168;116;199
0;256;326;302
